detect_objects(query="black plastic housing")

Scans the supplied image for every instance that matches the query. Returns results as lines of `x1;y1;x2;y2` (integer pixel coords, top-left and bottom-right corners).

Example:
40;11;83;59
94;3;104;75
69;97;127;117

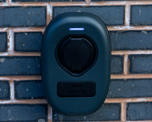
42;12;111;115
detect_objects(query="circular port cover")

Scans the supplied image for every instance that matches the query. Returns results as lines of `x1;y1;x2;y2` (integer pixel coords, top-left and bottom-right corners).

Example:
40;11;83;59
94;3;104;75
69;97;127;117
57;35;97;75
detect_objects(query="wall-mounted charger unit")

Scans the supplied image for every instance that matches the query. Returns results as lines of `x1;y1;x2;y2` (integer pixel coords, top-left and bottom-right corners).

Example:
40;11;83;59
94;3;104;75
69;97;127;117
42;12;111;115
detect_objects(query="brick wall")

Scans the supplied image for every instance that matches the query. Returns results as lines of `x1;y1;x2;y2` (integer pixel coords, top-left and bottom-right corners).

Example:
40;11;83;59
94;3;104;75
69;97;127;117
0;0;152;122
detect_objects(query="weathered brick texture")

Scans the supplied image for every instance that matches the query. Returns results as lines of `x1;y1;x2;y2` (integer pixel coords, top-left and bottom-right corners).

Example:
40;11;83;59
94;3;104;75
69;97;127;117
92;0;127;2
12;0;84;2
127;102;152;120
130;55;152;74
53;6;125;25
0;33;7;52
0;57;40;75
14;32;42;52
131;5;152;25
15;80;44;99
53;103;120;121
110;31;152;50
0;104;47;121
12;0;51;1
0;7;46;27
0;81;9;99
111;55;123;74
108;79;152;98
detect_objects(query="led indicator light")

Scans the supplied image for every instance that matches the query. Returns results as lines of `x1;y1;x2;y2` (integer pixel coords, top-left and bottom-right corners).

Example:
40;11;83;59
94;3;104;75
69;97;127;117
69;28;85;31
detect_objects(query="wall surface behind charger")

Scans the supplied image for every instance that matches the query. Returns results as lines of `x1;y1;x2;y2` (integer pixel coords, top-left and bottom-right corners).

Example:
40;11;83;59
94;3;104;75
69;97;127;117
0;0;152;122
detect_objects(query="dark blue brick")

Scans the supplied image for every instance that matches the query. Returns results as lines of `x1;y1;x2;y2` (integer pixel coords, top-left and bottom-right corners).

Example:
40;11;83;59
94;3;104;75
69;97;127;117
0;81;9;99
12;0;84;2
15;32;42;52
127;102;152;120
91;0;127;2
53;6;124;25
0;33;7;52
130;55;152;74
0;57;40;75
72;0;84;1
53;103;120;121
0;7;46;27
131;5;152;25
0;32;7;52
12;0;51;1
0;104;47;121
111;55;123;74
15;80;44;99
110;31;152;50
108;79;152;98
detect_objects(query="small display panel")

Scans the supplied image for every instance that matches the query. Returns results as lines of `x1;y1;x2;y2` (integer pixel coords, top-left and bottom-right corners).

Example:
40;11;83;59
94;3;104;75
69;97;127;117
57;82;96;97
